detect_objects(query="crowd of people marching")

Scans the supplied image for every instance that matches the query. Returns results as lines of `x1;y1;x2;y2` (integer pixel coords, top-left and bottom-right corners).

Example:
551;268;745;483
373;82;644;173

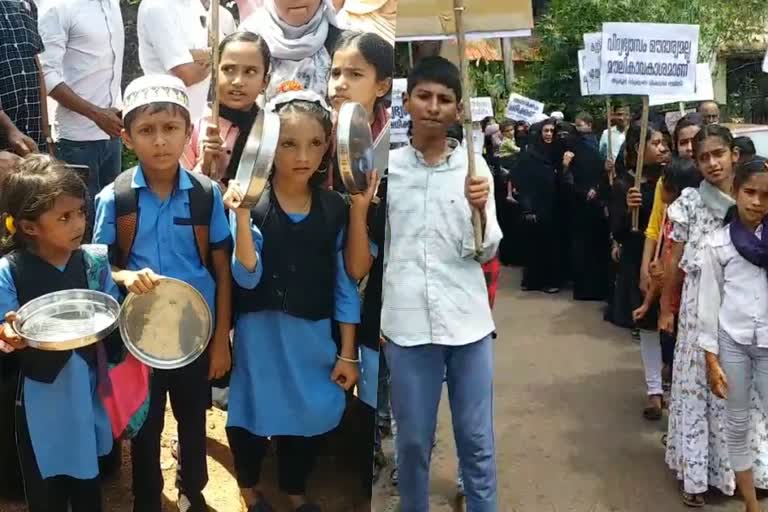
484;98;768;511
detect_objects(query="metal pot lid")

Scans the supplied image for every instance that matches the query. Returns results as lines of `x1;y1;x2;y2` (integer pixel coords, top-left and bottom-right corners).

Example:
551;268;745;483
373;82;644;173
337;102;374;194
233;109;281;209
119;278;212;370
13;289;120;351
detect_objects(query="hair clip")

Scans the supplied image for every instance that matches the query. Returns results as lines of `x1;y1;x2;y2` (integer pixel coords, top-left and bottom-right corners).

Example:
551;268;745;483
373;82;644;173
5;215;16;235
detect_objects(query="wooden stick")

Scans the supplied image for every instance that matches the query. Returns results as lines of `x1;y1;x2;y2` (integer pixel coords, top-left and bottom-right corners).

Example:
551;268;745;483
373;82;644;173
453;0;484;256
206;0;221;179
632;95;650;231
678;101;685;116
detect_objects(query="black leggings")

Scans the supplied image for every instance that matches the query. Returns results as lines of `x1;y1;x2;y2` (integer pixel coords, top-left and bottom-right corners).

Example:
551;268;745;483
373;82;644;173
226;427;317;496
16;379;102;512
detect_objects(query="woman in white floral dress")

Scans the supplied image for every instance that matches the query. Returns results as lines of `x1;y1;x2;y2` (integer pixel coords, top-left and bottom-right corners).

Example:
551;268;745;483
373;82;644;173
662;125;768;506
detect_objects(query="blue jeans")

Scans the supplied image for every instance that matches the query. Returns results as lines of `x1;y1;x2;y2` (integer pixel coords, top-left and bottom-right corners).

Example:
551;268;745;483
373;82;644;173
56;138;122;233
385;336;496;512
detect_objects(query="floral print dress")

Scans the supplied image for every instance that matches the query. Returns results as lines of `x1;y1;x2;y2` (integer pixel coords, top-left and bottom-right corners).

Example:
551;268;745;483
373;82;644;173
664;185;768;495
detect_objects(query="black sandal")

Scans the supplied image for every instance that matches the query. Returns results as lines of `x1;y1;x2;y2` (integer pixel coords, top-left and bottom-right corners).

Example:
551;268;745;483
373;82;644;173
643;395;663;421
681;490;705;508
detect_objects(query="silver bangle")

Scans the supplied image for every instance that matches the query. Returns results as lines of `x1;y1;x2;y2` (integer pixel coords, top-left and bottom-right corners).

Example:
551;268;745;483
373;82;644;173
336;354;360;363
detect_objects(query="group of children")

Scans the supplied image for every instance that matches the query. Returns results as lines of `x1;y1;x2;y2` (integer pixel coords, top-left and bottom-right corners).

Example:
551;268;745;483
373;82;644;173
0;20;503;512
616;110;768;511
0;25;396;512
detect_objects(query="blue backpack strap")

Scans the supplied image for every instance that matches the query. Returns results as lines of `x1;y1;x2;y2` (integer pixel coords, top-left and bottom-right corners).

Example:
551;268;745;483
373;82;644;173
184;171;215;267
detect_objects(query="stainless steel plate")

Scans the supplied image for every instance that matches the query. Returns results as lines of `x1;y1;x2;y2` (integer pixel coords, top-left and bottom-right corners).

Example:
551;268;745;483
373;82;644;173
234;109;280;209
119;278;212;370
13;289;119;351
337;102;374;194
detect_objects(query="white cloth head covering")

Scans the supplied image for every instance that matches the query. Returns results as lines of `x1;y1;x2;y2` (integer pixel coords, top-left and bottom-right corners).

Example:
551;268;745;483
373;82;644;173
240;0;338;99
550;111;565;121
123;75;190;117
266;87;332;114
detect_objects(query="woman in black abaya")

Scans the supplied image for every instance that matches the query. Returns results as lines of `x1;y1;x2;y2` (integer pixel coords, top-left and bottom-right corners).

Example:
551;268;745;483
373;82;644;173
514;118;561;293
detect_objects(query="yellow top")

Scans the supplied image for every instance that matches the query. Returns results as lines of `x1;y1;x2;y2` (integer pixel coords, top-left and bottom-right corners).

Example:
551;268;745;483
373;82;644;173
645;178;665;241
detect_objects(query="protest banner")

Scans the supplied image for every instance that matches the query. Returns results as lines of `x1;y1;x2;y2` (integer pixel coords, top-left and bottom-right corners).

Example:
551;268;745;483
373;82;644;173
582;32;602;95
599;23;699;97
472;128;484;155
471;97;495;122
649;63;713;106
390;78;410;145
505;93;545;124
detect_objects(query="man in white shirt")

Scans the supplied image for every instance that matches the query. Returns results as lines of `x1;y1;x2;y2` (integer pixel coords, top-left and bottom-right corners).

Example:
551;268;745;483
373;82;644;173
138;0;235;123
38;0;124;227
383;56;502;512
599;108;628;162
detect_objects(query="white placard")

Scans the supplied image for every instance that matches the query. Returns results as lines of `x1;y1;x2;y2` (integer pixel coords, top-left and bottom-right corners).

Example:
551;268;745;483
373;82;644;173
763;48;768;74
599;23;699;96
582;32;602;95
472;128;484;155
470;97;494;122
505;93;545;124
390;78;410;145
648;63;714;106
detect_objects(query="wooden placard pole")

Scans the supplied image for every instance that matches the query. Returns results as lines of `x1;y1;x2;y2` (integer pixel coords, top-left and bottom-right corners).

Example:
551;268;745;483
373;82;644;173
605;96;613;185
205;0;221;178
453;0;484;255
678;101;685;116
631;95;650;231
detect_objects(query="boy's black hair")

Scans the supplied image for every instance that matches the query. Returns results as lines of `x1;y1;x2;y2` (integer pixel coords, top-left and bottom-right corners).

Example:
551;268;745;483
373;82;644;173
219;30;272;75
575;111;593;125
662;156;702;195
406;56;462;102
734;136;757;159
123;102;192;134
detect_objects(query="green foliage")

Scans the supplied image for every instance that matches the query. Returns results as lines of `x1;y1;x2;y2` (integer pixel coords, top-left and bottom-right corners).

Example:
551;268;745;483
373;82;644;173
517;0;768;118
121;146;139;171
468;61;508;117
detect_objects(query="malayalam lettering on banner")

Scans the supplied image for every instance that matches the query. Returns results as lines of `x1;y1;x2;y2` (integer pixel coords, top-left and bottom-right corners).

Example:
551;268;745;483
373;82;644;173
599;23;699;96
470;97;495;122
649;63;714;106
505;93;545;124
582;32;602;95
390;78;410;145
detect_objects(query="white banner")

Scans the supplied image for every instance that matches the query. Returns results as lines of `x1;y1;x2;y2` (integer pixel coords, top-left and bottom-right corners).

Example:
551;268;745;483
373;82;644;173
505;93;545;124
470;97;495;122
390;78;410;145
582;32;602;95
599;23;699;96
648;63;714;106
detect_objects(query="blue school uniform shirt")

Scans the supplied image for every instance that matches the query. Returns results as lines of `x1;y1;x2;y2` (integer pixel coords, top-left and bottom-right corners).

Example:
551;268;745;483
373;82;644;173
92;165;231;315
0;251;117;480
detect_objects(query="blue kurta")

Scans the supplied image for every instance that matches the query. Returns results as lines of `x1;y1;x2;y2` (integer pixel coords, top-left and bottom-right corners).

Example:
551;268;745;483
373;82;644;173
226;211;361;437
0;252;118;479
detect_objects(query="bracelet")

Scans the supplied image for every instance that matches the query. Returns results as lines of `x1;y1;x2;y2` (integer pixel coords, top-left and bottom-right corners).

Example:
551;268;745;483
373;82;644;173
336;354;360;363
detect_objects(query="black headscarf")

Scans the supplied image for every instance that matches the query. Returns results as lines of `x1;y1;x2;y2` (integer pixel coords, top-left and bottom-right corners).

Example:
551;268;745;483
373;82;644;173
220;103;260;181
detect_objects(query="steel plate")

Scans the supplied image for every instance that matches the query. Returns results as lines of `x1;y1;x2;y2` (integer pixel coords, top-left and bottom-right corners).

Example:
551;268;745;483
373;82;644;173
337;102;374;194
233;109;280;209
13;289;119;351
119;278;212;370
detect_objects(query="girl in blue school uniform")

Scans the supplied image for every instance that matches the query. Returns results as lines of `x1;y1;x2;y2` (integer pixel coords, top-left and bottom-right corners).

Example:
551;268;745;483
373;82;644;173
326;30;393;499
0;155;121;512
222;85;363;512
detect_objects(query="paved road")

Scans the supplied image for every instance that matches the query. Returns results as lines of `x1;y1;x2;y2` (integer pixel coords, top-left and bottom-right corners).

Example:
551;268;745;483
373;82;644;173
373;268;749;512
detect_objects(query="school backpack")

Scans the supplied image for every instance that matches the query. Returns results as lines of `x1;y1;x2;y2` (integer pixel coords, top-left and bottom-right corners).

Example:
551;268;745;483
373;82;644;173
82;244;151;440
112;167;215;269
